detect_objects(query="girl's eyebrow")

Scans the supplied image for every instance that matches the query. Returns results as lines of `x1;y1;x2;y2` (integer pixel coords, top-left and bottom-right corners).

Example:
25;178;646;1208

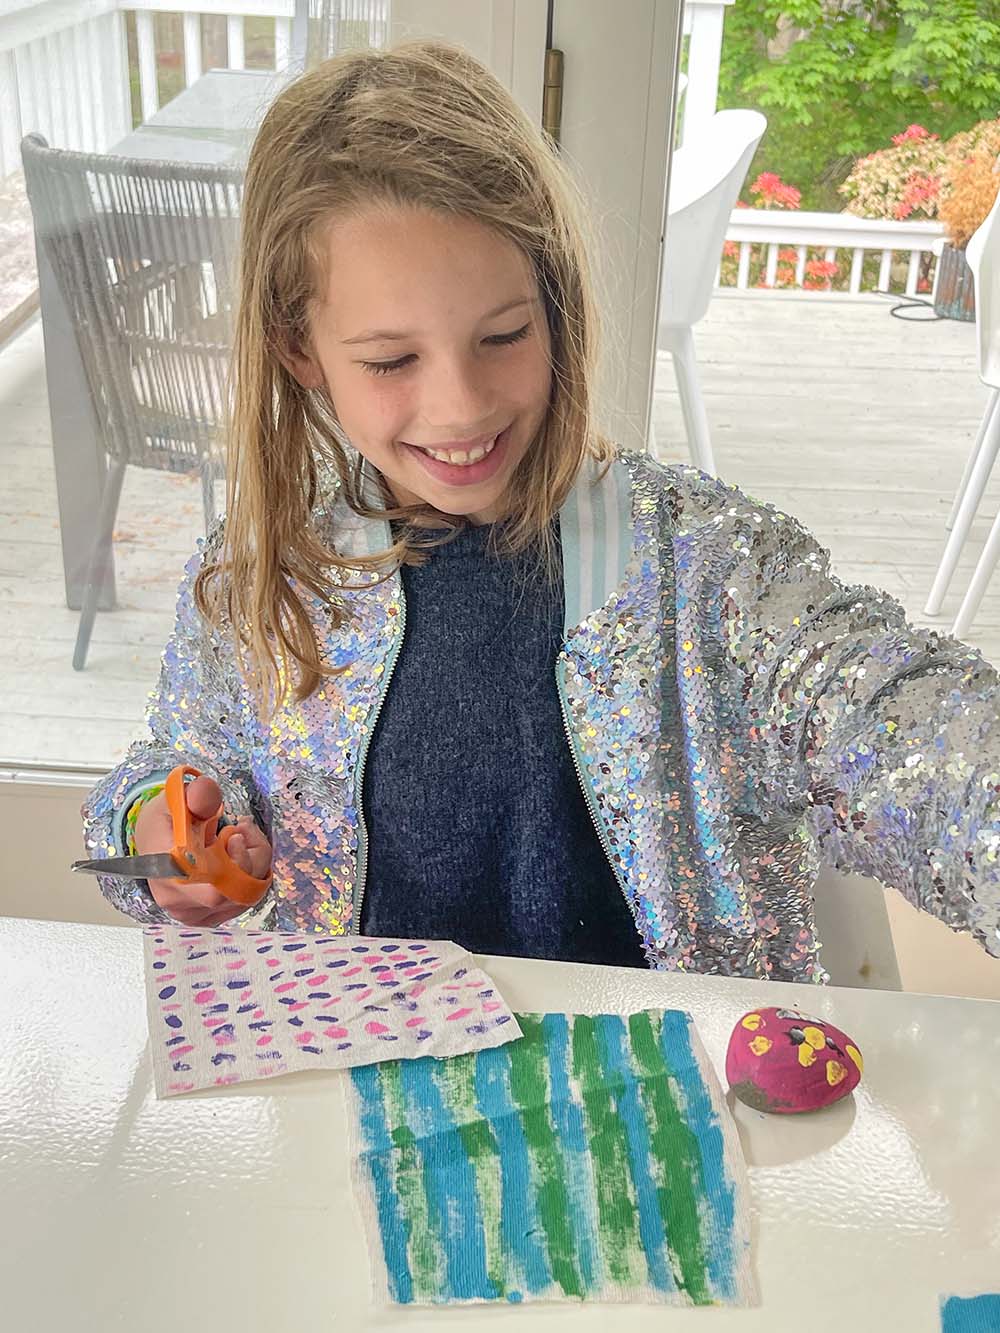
341;296;537;344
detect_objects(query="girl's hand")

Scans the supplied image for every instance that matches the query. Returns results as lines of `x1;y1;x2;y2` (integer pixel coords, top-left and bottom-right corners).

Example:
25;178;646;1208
133;775;273;927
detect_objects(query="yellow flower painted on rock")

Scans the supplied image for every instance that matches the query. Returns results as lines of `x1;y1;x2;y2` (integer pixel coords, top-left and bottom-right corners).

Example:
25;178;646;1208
826;1060;847;1087
803;1026;826;1049
749;1036;772;1057
741;1013;763;1031
797;1042;817;1067
846;1044;864;1073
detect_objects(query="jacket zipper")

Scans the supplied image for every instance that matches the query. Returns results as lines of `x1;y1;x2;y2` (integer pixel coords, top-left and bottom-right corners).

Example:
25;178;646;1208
555;651;644;938
351;583;407;931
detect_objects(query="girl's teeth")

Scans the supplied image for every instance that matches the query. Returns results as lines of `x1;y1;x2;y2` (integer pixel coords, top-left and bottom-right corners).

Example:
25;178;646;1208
421;434;499;466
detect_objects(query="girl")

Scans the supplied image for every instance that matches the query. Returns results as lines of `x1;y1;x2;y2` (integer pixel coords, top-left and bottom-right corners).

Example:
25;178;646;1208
83;39;1000;982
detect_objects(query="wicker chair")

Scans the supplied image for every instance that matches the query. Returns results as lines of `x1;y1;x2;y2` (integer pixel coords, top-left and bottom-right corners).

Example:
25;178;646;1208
21;133;243;670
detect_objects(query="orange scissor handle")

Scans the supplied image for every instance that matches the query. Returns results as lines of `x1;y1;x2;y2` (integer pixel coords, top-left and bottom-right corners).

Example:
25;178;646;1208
164;765;273;907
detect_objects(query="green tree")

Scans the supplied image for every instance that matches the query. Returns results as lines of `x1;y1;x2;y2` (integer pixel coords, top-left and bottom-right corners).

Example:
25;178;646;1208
716;0;1000;210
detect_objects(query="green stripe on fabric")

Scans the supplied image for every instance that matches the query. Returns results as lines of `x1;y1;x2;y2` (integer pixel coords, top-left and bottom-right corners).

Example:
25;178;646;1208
627;1011;711;1304
379;1058;447;1302
437;1054;508;1300
571;1014;647;1290
507;1015;583;1298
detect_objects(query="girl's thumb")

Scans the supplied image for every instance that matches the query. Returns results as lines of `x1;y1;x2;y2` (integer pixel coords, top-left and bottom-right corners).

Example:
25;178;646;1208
184;775;224;822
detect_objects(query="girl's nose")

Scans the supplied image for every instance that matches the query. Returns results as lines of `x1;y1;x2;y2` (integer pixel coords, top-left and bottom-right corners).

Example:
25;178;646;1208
418;356;496;435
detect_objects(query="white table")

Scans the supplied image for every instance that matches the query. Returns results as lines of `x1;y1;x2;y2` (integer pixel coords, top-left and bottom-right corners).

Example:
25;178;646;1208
1;916;998;1329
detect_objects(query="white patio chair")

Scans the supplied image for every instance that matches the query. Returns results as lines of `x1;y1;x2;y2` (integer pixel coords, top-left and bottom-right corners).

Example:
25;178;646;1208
21;134;242;671
923;176;1000;634
656;108;767;475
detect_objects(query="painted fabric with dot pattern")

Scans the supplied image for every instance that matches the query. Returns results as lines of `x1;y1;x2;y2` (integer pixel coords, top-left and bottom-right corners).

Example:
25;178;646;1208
144;925;521;1096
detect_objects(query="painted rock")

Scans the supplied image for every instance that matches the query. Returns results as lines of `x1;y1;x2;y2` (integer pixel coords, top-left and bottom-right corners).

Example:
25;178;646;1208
726;1007;863;1115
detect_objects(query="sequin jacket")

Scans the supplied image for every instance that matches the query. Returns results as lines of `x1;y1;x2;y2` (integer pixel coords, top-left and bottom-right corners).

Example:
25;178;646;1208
82;450;1000;981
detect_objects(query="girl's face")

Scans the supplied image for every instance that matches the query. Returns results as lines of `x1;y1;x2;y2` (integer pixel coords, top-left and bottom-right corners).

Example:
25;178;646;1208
287;205;554;524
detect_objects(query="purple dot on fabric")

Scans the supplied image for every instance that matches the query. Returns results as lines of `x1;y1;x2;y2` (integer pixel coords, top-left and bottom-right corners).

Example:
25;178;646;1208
293;967;315;977
153;962;166;970
496;1016;511;1025
211;1052;237;1065
165;1035;185;1047
288;1016;303;1026
188;951;208;960
380;944;399;953
370;965;390;973
408;944;426;952
336;1042;352;1051
226;979;250;989
363;1005;388;1013
465;1022;487;1036
256;945;271;953
158;985;176;999
307;991;331;1000
394;959;417;969
416;1030;432;1040
179;932;201;938
478;990;494;999
454;968;467;979
237;1003;255;1014
282;942;307;952
172;1062;191;1072
377;1034;399;1042
344;983;367;991
165;1015;183;1028
302;1046;323;1054
352;946;368;953
330;960;348;968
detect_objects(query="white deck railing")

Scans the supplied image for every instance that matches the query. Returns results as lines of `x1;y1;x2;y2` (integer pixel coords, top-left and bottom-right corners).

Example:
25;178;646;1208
721;207;947;297
0;0;387;176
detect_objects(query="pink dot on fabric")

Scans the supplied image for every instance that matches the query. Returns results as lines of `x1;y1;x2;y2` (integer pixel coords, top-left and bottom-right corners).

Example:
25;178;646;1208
156;973;177;982
364;955;383;965
483;1001;503;1012
194;989;216;1003
311;974;329;985
254;1009;264;1019
446;1008;474;1022
169;1082;195;1093
257;1035;272;1047
274;981;297;993
265;959;280;969
172;1044;195;1056
323;1027;349;1039
341;967;362;978
214;1030;236;1045
409;985;427;999
294;1031;315;1044
288;1002;309;1012
365;1021;390;1035
225;959;247;970
405;1016;427;1028
154;948;171;956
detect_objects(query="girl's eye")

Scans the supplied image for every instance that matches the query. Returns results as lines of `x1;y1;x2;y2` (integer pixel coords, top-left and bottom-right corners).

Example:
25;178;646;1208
360;323;532;377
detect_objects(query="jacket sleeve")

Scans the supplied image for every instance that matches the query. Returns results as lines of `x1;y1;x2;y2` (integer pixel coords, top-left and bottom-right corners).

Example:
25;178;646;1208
671;463;1000;961
80;524;272;925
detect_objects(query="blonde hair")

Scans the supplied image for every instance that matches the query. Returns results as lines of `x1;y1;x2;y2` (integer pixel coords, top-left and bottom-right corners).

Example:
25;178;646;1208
197;37;614;712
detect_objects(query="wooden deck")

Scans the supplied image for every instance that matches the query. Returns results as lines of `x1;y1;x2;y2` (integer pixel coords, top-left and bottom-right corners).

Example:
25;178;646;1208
2;291;997;768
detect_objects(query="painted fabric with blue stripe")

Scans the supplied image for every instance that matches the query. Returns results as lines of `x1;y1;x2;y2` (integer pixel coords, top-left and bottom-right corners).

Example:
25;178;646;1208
348;1010;756;1307
942;1294;1000;1332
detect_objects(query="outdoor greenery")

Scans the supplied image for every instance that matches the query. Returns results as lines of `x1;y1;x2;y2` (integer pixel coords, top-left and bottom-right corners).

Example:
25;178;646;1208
717;0;1000;212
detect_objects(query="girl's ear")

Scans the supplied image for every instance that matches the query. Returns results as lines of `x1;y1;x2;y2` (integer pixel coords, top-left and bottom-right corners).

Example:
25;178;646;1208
275;338;327;391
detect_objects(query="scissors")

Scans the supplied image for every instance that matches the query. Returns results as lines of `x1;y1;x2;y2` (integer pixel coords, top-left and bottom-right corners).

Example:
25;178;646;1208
72;764;272;907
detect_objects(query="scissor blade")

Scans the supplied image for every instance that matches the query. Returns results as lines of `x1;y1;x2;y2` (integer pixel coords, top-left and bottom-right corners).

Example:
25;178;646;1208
72;854;188;879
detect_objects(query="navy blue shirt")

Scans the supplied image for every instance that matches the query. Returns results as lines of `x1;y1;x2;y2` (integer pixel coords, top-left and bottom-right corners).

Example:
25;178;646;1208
359;519;648;968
